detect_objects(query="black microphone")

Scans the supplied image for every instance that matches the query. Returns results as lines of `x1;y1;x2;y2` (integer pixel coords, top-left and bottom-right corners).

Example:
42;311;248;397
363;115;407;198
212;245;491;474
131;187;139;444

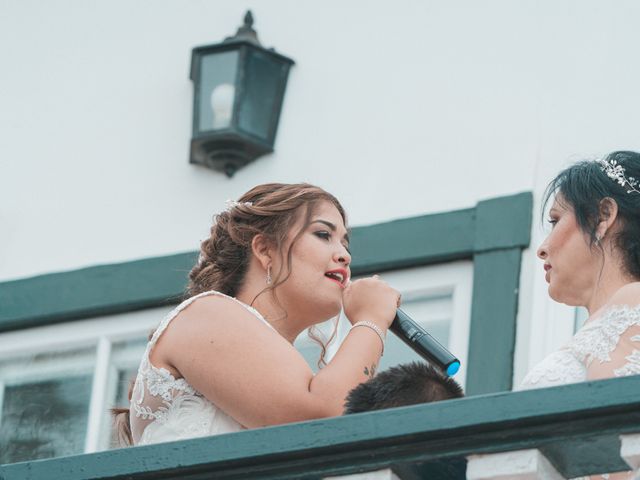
389;308;461;376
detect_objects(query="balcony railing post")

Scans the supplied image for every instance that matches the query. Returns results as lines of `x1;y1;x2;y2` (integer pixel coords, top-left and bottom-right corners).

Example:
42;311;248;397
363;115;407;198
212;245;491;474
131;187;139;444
325;469;400;480
621;433;640;474
466;449;565;480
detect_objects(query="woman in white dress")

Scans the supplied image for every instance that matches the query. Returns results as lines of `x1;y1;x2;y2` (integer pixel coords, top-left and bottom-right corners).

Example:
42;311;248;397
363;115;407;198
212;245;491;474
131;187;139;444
521;151;640;480
113;183;400;446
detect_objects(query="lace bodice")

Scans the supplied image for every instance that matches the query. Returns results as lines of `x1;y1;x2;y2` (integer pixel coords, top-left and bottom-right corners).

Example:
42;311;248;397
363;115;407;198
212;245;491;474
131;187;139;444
129;290;273;445
520;305;640;390
520;305;640;480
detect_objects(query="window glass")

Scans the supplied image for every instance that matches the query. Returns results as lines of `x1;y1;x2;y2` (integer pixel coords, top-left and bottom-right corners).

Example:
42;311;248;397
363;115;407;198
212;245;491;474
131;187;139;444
574;307;589;333
0;347;95;464
106;337;147;450
378;293;452;371
110;337;148;406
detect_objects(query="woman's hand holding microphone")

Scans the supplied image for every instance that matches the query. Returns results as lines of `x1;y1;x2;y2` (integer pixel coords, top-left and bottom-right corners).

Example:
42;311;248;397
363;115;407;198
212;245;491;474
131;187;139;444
342;275;401;356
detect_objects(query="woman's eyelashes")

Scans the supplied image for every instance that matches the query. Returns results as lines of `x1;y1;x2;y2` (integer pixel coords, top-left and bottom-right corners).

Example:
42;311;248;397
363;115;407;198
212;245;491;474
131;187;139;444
314;231;350;253
547;217;558;228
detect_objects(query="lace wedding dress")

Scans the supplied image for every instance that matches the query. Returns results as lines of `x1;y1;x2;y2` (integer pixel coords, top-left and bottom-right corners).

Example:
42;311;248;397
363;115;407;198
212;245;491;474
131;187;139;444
129;290;274;445
520;305;640;480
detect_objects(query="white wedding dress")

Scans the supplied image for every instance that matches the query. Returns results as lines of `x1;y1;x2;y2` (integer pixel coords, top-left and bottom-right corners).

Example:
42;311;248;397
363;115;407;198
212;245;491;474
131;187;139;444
520;304;640;480
129;290;274;445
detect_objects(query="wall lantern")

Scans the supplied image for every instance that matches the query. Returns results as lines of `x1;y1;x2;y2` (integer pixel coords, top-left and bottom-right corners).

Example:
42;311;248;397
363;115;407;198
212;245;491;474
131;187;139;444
189;11;295;177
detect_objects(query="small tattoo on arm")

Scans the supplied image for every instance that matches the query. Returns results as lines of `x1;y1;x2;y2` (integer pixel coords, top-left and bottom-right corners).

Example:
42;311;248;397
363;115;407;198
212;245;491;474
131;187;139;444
363;363;377;379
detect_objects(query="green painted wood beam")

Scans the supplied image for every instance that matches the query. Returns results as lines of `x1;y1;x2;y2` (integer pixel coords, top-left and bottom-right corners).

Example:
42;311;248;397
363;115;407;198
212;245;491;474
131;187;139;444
466;248;522;394
0;192;532;332
1;376;638;479
348;207;476;274
474;192;533;252
0;252;198;332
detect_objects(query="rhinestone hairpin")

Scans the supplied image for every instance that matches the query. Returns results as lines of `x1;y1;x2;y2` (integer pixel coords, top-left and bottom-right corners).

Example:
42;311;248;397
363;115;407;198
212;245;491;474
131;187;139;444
596;158;640;194
224;199;253;211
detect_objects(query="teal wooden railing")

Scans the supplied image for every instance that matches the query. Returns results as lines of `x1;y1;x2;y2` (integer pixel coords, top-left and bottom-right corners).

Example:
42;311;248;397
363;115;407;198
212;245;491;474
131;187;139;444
1;376;638;480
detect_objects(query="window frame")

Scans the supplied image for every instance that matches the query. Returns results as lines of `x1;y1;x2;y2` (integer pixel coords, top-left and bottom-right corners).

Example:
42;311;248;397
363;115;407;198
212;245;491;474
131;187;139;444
0;308;166;455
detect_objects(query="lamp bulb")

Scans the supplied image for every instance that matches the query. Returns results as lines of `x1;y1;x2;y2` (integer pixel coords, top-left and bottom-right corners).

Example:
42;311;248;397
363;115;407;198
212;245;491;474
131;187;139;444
210;83;235;129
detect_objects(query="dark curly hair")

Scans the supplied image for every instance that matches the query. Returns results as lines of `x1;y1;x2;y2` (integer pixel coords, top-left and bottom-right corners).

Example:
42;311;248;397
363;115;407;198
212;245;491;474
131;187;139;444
543;151;640;280
343;362;464;414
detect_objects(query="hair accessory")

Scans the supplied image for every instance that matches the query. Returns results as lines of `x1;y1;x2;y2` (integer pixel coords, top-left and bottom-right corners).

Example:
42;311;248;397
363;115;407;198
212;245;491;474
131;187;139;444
351;321;385;356
596;158;640;194
266;265;272;285
225;199;253;211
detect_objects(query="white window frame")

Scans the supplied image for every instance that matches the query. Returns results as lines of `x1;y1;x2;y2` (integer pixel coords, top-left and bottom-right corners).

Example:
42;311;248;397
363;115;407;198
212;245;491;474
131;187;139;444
0;307;168;454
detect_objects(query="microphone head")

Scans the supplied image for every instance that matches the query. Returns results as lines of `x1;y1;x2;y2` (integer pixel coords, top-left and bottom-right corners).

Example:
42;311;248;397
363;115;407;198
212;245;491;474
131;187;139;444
446;361;461;377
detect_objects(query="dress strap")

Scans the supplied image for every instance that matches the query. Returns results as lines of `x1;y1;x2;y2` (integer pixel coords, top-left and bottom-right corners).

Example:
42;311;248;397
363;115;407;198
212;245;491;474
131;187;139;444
148;290;273;348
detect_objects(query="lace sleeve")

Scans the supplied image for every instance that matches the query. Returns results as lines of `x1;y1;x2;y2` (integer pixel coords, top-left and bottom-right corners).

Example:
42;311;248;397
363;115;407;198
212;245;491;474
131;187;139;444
582;294;640;480
584;305;640;380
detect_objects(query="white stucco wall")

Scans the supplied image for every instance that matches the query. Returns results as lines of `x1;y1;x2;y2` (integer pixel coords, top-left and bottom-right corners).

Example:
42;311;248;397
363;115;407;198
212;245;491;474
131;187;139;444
2;0;640;381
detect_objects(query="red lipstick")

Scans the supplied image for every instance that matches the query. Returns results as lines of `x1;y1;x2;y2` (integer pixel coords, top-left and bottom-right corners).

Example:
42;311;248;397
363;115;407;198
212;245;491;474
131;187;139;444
325;268;348;287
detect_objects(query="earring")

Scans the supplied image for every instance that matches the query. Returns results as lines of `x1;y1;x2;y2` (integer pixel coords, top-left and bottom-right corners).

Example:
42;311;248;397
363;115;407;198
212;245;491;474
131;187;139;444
266;265;272;285
595;234;603;246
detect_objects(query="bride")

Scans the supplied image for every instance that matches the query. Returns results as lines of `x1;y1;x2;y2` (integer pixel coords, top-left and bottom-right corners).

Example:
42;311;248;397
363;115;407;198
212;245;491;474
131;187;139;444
113;182;400;446
521;151;640;480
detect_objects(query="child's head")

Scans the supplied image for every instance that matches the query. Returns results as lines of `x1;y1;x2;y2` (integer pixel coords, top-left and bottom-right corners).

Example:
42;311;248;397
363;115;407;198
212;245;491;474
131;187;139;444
343;361;464;414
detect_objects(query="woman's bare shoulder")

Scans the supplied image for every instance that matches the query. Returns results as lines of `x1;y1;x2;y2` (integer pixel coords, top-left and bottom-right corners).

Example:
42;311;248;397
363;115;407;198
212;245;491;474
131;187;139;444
153;293;276;369
176;293;272;335
609;282;640;309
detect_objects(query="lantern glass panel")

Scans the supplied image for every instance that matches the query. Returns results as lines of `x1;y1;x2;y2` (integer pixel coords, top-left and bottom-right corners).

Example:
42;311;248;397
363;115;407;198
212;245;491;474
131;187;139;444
237;49;284;141
198;50;239;133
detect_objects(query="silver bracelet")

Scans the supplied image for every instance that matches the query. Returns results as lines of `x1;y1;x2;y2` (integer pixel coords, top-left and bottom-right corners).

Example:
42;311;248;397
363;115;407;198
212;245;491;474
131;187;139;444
350;321;385;356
